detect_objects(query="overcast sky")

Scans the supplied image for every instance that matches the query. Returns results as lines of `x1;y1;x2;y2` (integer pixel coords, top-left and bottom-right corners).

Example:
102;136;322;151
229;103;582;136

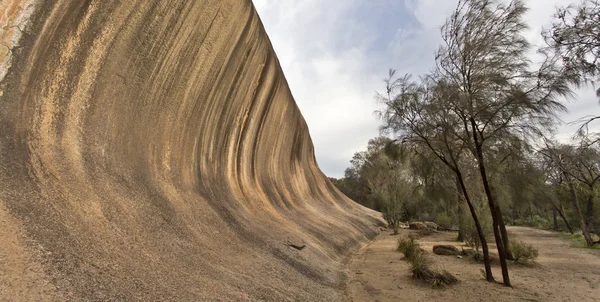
252;0;600;178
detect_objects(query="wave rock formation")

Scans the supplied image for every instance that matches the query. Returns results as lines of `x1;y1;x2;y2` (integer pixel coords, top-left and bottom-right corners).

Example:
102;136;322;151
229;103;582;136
0;0;380;301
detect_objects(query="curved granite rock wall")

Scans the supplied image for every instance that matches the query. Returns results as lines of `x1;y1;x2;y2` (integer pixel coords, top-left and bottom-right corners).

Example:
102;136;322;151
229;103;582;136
0;0;380;301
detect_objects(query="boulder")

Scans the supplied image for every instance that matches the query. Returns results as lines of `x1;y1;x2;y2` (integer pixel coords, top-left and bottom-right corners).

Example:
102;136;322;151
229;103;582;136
409;222;427;230
433;245;460;256
424;221;439;230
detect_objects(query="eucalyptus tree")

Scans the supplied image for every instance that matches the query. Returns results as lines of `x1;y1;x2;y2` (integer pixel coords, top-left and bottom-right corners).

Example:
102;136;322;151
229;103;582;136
377;72;496;282
432;0;574;286
360;139;413;234
335;137;392;211
539;140;600;246
537;147;576;234
563;141;600;238
385;139;463;232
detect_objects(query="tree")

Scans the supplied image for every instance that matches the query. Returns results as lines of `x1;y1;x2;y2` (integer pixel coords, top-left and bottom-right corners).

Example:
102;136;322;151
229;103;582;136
545;0;600;142
361;139;412;234
333;138;391;211
332;137;419;234
432;0;573;286
539;140;600;247
377;72;496;282
545;0;600;95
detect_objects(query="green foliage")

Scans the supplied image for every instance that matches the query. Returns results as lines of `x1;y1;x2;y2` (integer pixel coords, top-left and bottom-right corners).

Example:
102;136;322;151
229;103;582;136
436;213;453;229
544;0;600;91
560;233;600;250
397;236;422;261
383;200;404;234
397;236;458;288
512;215;553;229
463;206;493;252
510;241;539;264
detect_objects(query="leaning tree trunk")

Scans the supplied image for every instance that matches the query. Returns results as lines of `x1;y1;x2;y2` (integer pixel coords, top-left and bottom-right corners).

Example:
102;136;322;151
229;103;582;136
565;176;594;247
456;171;494;282
585;188;595;235
456;176;465;242
546;190;574;234
559;204;574;234
496;204;513;260
470;119;511;287
555;203;574;234
552;208;558;230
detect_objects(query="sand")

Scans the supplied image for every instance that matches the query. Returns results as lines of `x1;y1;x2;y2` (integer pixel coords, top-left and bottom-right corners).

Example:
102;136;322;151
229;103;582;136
347;226;600;302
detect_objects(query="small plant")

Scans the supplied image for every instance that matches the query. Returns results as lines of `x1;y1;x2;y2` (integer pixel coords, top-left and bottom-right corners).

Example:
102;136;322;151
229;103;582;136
510;241;539;264
410;252;458;288
398;236;458;288
397;236;421;261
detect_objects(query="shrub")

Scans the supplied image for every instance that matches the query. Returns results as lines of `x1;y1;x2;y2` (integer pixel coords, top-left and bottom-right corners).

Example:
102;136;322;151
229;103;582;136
510;241;539;264
397;236;421;261
512;215;553;229
398;236;459;288
436;213;453;230
383;200;404;234
463;207;493;252
410;252;458;288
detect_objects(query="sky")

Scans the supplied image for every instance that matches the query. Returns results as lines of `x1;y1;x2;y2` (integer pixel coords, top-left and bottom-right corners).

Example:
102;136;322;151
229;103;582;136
252;0;600;178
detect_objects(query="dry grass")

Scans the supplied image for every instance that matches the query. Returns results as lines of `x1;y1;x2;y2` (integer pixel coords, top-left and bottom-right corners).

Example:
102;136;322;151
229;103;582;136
397;236;459;288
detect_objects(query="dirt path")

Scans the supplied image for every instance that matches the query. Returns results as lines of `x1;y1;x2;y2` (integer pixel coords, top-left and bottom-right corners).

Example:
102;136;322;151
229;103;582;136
346;226;600;302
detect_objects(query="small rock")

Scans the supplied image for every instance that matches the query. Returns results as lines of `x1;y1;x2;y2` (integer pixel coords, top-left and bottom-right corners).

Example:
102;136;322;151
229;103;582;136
433;245;460;256
409;222;427;230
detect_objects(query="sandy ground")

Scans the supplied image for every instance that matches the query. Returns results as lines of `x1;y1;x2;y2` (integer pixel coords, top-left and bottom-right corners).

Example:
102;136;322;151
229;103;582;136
346;226;600;302
0;202;58;301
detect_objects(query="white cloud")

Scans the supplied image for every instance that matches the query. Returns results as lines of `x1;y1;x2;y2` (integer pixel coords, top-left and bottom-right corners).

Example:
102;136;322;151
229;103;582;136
253;0;600;178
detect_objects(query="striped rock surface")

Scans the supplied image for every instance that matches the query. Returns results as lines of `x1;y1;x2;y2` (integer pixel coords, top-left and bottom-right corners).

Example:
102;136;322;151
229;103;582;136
0;0;380;301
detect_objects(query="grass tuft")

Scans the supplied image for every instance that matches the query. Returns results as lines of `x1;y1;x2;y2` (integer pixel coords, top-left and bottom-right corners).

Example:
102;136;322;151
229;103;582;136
397;236;458;288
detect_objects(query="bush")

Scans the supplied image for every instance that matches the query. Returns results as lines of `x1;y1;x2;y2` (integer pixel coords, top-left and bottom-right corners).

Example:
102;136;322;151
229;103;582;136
463;209;493;252
397;236;421;261
383;200;404;234
410;252;458;288
398;236;458;288
436;213;453;230
511;215;553;229
510;241;539;264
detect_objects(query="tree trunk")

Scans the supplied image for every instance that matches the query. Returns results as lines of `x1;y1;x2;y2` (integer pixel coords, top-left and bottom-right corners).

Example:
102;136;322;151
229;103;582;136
565;176;594;247
559;204;574;234
470;119;511;287
554;203;574;234
456;170;494;282
553;208;558;231
546;192;574;234
496;204;514;260
456;176;465;242
585;188;595;234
